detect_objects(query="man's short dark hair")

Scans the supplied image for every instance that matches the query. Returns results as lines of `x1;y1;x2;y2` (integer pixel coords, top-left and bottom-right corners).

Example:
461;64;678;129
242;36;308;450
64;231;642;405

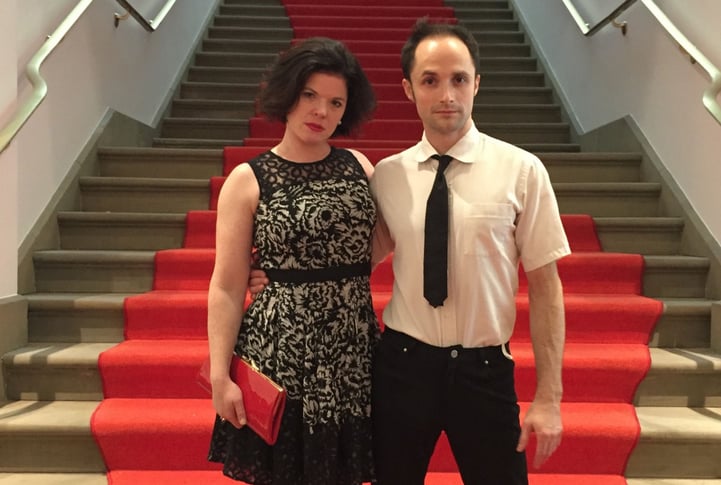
400;18;481;80
258;37;376;137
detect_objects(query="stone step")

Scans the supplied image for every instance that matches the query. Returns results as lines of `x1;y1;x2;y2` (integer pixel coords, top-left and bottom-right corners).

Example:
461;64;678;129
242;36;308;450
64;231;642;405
0;473;106;484
651;298;712;349
202;38;530;58
636;348;721;407
178;80;553;103
207;24;524;45
6;341;719;404
97;147;222;179
160;117;570;145
171;98;257;121
30;250;708;300
26;293;128;344
185;66;544;87
96;147;639;182
628;480;721;485
78;176;210;213
0;400;103;472
554;182;661;217
193;51;279;69
55;208;682;256
32;250;155;293
238;6;515;22
199;37;288;54
170;98;561;124
184;62;258;81
595;217;684;255
215;14;518;32
57;212;186;251
195;49;537;71
275;4;459;18
455;8;515;21
2;343;114;401
445;0;512;9
211;14;291;29
540;152;641;183
644;256;710;298
159;117;250;141
216;4;285;17
203;25;296;41
452;7;516;22
151;136;581;152
456;19;520;32
79;176;662;216
627;406;721;478
21;291;710;349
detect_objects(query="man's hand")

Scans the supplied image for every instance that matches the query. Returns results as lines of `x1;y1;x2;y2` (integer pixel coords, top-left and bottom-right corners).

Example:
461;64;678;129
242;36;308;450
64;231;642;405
248;268;269;298
516;399;562;468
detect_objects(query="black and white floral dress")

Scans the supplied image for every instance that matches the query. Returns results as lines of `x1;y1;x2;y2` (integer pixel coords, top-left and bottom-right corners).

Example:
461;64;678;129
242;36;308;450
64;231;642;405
208;147;380;485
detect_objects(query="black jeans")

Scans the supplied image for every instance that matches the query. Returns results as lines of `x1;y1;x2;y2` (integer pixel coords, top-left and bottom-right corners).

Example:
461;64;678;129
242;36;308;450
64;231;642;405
372;327;528;485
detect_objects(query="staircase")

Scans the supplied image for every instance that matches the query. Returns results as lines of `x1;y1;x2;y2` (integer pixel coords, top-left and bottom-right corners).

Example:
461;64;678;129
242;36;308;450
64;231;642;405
2;0;720;483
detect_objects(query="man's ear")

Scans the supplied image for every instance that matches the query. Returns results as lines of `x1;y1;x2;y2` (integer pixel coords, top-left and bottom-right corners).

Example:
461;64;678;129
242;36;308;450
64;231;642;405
402;78;415;103
474;74;481;96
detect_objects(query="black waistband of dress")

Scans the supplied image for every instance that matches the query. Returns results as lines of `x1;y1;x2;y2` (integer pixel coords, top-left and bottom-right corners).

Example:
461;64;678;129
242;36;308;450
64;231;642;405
263;262;371;283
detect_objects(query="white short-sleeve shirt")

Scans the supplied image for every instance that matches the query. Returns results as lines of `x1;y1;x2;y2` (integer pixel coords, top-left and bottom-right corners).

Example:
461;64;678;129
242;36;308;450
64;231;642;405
371;125;570;347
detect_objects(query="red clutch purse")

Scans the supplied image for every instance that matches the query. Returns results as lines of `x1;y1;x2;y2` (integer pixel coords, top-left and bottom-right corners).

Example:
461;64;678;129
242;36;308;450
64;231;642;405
197;355;287;445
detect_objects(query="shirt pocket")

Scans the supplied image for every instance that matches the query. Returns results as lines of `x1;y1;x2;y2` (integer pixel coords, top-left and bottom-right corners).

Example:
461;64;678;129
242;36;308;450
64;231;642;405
462;203;516;256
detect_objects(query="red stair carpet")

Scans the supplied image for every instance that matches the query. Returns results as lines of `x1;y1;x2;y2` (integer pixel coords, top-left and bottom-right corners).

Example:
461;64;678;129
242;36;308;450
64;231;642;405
91;1;664;484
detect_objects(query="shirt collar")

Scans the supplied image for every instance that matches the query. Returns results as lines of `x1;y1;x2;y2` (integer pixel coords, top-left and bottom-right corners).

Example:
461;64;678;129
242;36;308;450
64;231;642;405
412;124;484;165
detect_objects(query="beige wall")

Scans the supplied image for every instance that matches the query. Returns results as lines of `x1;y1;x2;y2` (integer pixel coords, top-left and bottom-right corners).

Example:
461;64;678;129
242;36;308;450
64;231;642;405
512;0;721;246
0;296;27;401
13;0;219;252
1;0;18;299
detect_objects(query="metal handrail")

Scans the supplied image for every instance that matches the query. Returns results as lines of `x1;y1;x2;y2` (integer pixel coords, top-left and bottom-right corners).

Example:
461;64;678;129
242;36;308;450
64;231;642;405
561;0;721;126
114;0;177;32
560;0;637;35
0;0;94;154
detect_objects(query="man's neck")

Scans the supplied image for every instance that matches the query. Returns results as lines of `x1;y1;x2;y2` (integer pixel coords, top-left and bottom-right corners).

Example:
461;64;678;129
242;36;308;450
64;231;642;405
424;122;473;155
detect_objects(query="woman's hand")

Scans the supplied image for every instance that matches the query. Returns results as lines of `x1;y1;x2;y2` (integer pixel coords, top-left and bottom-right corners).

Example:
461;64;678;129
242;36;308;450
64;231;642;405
212;377;247;429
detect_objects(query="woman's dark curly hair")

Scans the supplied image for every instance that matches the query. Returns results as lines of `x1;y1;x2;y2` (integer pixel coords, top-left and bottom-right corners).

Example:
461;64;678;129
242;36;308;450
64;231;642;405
258;37;376;137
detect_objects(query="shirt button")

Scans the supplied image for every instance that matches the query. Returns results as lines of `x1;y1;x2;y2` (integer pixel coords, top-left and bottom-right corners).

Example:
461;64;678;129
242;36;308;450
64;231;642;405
450;349;459;358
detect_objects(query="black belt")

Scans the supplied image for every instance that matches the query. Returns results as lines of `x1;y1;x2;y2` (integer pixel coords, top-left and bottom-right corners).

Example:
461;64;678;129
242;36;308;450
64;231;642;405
264;262;371;283
382;327;510;362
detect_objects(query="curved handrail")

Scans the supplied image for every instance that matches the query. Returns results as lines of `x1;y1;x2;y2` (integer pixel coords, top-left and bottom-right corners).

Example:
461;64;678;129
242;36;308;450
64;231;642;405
560;0;637;35
114;0;177;32
639;0;721;125
0;0;94;154
561;0;721;125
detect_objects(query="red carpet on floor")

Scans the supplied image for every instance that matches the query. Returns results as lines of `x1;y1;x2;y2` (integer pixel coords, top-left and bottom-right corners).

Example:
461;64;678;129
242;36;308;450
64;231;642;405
92;2;664;484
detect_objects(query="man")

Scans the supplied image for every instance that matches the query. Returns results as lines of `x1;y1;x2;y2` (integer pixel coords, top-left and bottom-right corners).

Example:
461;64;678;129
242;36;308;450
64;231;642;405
250;19;568;484
368;19;568;484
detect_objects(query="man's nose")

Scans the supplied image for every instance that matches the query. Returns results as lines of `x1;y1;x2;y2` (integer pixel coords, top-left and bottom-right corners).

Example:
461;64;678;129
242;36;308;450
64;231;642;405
440;81;458;103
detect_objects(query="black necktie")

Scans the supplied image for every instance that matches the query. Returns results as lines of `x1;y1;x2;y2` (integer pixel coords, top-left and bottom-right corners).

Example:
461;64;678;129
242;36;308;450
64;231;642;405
424;154;453;307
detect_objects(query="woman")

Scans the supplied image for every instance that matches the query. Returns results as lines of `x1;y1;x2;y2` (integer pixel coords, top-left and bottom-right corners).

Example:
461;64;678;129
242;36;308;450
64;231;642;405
206;37;379;484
